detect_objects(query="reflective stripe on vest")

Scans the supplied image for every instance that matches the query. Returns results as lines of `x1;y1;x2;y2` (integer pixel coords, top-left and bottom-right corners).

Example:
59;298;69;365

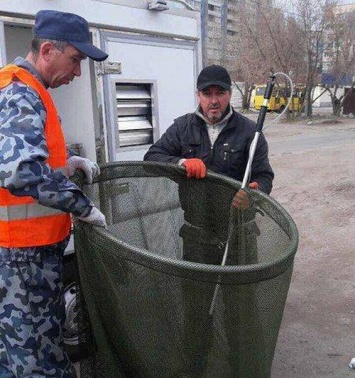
0;65;71;248
0;202;66;221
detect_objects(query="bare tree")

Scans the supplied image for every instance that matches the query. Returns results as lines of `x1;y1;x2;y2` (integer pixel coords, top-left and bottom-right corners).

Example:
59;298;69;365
290;0;338;117
231;2;307;112
225;0;353;118
323;6;355;115
232;28;270;111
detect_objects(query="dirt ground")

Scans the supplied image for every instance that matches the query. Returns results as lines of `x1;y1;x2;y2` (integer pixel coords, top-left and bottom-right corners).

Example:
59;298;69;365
255;113;355;378
75;112;354;378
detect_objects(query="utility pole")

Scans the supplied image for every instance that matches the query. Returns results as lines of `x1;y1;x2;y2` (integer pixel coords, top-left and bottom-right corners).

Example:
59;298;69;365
221;0;228;67
200;0;208;67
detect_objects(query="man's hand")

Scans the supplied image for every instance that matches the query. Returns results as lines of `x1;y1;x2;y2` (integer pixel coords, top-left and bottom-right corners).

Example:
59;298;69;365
67;156;100;184
232;181;259;210
76;206;107;228
182;158;207;179
248;182;259;190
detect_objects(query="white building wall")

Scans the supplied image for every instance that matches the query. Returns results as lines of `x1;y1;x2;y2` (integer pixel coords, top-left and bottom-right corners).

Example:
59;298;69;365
0;0;198;39
0;0;201;162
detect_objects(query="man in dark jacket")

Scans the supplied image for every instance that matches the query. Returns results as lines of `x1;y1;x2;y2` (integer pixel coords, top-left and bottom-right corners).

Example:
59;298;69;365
144;64;274;250
144;64;273;196
144;65;274;376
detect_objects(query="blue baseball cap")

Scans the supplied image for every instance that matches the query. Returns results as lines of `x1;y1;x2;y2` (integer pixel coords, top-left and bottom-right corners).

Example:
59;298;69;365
34;10;108;62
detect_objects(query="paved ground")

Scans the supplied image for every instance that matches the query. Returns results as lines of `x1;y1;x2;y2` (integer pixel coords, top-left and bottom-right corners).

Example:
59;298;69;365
254;112;355;378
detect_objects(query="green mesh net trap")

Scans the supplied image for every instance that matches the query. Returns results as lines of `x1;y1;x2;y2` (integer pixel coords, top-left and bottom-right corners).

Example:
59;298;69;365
73;161;298;378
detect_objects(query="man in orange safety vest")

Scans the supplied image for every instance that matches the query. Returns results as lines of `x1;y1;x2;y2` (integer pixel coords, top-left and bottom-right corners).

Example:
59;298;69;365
0;10;108;377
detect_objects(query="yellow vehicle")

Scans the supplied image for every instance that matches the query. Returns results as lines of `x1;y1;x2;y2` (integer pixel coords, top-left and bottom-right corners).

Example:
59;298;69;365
253;84;304;112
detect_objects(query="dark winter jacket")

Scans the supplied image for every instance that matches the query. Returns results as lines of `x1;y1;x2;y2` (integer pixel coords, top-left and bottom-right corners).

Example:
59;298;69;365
144;109;274;194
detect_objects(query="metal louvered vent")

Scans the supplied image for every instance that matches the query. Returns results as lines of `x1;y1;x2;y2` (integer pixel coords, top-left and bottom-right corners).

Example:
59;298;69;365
116;84;154;147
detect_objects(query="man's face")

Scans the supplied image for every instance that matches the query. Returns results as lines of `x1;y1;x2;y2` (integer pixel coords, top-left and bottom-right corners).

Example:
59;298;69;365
197;85;231;124
45;43;86;88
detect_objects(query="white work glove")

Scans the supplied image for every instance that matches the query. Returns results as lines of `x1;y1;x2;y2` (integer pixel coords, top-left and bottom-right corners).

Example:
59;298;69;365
67;156;100;184
76;206;107;228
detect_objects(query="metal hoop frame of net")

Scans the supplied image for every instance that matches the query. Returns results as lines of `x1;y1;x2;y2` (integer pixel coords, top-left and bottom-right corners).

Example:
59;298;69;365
73;161;298;378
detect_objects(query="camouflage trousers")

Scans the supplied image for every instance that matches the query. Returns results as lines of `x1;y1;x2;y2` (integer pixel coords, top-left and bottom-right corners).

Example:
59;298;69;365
0;238;75;377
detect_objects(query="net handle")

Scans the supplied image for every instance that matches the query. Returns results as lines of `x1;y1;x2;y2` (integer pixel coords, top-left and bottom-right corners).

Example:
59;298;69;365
209;75;276;315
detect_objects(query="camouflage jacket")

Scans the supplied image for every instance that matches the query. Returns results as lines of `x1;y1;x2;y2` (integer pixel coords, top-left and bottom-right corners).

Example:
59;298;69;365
0;57;93;254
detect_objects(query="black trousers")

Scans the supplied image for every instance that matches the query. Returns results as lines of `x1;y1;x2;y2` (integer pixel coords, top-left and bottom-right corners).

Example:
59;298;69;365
180;222;264;377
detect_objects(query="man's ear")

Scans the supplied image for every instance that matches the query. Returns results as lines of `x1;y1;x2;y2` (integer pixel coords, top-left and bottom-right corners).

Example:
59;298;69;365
40;41;56;62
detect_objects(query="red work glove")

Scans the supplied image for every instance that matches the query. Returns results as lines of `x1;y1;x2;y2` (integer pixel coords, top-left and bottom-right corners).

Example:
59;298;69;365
182;158;207;179
232;181;259;209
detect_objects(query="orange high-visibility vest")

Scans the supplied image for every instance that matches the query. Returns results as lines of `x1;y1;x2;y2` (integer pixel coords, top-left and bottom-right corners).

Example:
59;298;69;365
0;65;71;248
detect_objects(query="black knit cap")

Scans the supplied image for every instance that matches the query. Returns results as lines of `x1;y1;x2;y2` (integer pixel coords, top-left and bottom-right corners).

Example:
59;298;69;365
197;64;231;91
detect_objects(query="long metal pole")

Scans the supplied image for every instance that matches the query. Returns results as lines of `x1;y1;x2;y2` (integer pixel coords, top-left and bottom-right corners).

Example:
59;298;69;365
209;75;276;315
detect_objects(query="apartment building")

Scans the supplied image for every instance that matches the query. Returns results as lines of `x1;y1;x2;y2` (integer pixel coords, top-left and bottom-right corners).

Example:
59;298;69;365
186;0;273;78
